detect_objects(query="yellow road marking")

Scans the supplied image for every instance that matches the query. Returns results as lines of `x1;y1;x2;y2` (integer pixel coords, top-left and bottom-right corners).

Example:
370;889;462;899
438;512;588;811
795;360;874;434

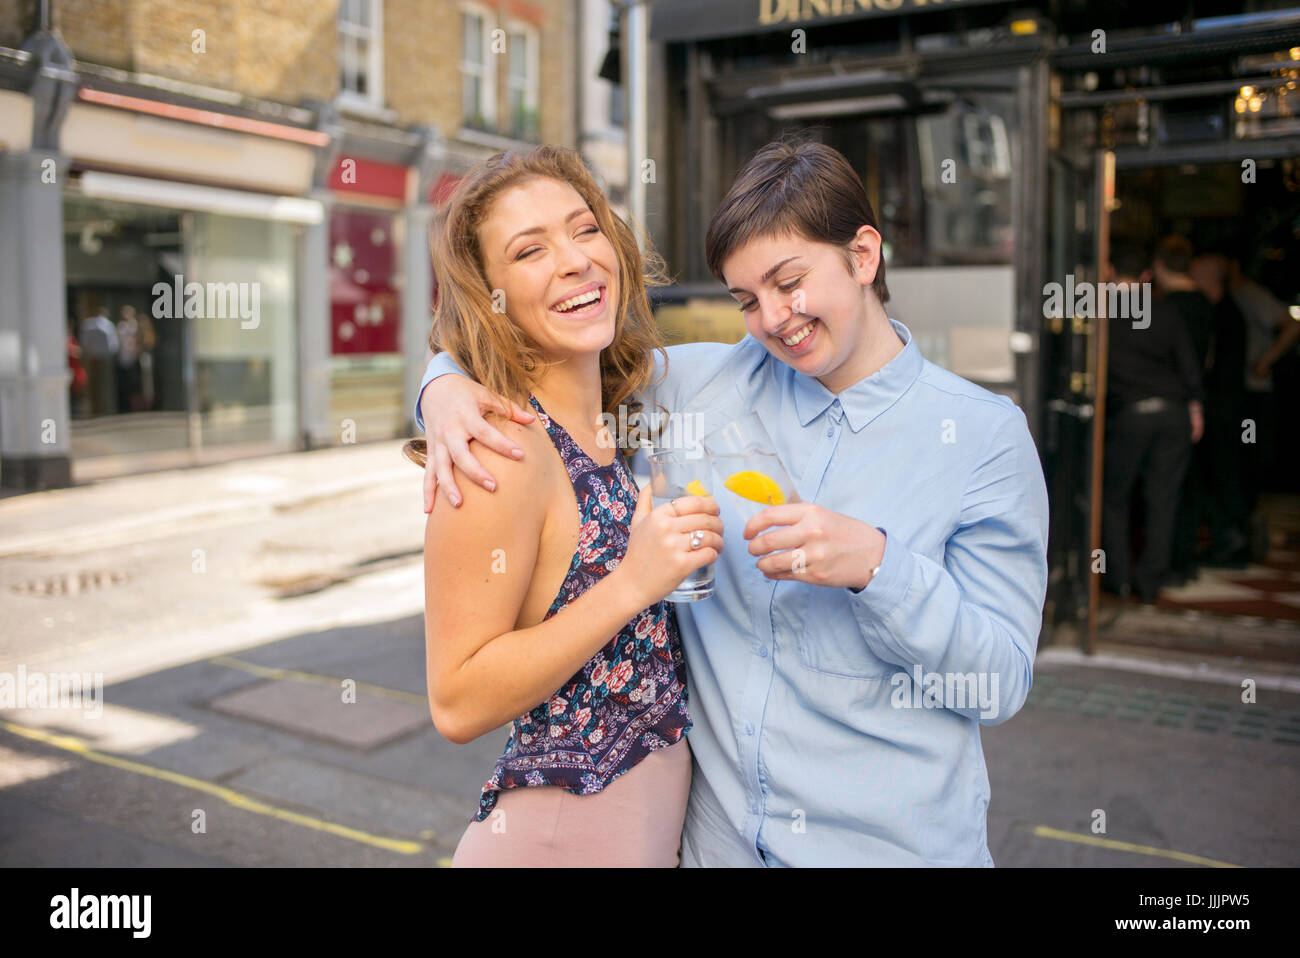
0;719;425;855
210;655;428;706
1031;825;1241;868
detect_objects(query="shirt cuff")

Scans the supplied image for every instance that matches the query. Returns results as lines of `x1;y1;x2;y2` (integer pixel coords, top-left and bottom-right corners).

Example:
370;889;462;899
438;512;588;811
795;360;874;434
846;526;913;623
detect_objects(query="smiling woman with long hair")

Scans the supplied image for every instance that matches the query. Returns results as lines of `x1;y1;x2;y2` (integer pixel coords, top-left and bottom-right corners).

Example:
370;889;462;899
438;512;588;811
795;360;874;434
406;145;722;867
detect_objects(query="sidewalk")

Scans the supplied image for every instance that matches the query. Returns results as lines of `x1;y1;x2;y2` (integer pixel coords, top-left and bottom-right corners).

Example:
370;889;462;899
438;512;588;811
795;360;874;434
0;441;420;558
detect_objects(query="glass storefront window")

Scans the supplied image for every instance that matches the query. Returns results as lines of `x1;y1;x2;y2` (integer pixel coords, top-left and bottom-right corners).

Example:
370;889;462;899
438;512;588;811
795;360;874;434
187;212;298;448
63;189;300;473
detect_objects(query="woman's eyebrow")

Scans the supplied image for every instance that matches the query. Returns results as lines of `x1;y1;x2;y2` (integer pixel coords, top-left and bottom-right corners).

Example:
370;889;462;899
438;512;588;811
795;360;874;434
727;256;802;294
503;208;591;252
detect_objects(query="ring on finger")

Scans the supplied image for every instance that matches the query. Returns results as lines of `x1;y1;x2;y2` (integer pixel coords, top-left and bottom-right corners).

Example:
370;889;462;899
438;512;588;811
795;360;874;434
671;498;681;517
689;530;704;550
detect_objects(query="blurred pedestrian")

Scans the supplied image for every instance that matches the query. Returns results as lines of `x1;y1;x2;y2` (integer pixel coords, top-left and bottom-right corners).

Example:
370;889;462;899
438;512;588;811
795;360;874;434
137;313;157;411
78;306;118;417
1228;256;1299;508
67;319;87;417
116;305;142;413
1189;253;1250;566
1154;237;1214;585
1102;239;1203;605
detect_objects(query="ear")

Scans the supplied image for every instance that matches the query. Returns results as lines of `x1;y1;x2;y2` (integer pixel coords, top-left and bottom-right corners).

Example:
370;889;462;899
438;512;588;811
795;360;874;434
847;224;883;289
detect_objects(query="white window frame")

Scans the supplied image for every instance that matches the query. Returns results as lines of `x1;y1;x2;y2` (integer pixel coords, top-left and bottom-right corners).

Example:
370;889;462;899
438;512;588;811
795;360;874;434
338;0;385;110
460;2;497;129
505;19;540;140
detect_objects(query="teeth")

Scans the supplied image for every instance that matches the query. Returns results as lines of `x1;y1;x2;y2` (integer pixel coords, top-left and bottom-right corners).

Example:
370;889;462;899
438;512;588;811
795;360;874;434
781;321;815;347
554;289;601;312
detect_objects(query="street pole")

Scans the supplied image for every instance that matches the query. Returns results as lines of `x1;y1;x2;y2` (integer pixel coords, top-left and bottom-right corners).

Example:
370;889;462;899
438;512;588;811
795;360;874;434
625;0;647;251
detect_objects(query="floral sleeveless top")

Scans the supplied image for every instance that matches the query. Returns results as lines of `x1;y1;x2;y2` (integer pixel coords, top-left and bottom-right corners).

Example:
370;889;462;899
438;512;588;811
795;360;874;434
471;394;692;822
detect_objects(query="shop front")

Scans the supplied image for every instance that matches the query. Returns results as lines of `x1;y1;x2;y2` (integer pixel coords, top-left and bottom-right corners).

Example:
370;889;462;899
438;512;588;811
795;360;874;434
646;0;1300;646
64;179;307;478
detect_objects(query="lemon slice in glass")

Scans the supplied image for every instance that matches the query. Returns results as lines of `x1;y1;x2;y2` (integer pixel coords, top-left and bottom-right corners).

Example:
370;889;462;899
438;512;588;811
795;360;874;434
723;470;786;505
685;479;711;497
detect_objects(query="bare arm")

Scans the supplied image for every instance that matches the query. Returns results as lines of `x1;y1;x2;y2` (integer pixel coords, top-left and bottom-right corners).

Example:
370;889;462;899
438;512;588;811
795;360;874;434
420;340;744;510
424;419;723;743
1253;309;1300;379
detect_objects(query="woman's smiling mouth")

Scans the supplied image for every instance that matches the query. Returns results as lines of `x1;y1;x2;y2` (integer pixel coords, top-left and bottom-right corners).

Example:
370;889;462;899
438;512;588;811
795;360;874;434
550;284;607;318
779;318;818;353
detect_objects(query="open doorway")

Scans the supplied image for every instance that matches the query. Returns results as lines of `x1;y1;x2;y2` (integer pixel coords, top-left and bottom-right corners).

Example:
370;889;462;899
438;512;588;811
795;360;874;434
1103;157;1300;645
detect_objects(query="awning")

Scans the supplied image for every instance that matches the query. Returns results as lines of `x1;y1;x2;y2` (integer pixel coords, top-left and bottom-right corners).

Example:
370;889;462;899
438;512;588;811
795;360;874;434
650;0;1014;44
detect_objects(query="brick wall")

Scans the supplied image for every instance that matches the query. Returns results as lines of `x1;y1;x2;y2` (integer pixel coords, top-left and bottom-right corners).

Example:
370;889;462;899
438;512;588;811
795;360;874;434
30;0;573;145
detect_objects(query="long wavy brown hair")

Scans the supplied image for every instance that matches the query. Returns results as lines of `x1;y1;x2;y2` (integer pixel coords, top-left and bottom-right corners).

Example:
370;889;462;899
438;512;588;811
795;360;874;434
404;145;670;467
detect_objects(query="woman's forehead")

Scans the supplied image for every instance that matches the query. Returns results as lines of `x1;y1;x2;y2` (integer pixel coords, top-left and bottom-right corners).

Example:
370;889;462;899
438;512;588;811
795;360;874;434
723;231;830;276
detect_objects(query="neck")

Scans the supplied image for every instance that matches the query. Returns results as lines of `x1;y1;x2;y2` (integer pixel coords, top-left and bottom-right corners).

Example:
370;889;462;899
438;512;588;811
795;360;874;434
1161;273;1199;293
818;299;902;395
530;352;605;436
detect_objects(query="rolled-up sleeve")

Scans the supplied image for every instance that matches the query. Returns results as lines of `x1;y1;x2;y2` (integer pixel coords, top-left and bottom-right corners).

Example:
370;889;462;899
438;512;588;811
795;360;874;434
846;407;1050;725
413;352;469;432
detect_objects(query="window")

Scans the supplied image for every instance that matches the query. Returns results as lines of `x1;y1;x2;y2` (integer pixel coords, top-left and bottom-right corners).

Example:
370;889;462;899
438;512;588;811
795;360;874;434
339;0;383;107
461;5;496;130
506;22;539;140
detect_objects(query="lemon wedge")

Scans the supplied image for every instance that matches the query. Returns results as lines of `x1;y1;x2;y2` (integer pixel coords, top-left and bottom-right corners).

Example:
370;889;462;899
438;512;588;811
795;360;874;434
685;479;711;497
723;470;786;505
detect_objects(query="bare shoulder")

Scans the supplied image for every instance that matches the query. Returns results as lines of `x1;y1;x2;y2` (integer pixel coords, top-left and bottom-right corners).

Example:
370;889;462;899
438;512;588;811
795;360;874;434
432;411;556;514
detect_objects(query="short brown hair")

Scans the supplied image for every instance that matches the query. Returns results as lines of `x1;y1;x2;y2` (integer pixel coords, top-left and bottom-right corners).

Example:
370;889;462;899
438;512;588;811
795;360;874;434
705;139;889;304
1154;235;1195;274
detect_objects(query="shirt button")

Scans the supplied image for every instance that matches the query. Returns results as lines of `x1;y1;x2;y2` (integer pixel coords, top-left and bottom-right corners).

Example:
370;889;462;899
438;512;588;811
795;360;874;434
745;722;755;735
759;646;769;659
825;426;834;437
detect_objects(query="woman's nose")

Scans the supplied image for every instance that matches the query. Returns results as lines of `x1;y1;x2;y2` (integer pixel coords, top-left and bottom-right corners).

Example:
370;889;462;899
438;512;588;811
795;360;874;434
760;296;793;334
555;236;592;275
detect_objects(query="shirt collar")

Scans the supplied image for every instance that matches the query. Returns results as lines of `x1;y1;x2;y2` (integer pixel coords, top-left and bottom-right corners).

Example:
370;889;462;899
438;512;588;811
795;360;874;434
790;317;923;432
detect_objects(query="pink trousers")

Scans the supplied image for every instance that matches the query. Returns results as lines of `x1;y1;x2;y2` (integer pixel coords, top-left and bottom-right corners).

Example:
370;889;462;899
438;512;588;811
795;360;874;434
451;738;692;867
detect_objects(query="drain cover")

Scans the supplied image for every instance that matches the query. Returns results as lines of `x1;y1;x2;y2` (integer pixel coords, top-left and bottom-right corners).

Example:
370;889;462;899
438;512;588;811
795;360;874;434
11;570;129;596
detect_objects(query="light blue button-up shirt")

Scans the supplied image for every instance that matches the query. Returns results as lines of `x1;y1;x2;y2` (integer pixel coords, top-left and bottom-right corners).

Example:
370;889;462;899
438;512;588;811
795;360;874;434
416;318;1050;866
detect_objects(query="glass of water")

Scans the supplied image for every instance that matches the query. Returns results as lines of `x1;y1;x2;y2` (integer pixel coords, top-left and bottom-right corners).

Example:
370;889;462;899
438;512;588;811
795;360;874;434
647;449;716;602
701;412;801;519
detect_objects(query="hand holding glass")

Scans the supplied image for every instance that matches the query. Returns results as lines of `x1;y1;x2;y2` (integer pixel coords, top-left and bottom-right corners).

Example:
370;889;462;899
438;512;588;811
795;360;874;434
647;450;717;602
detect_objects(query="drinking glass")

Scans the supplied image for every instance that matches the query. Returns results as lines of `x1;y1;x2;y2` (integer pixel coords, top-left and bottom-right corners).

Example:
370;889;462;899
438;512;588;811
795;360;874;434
647;449;716;602
701;412;802;519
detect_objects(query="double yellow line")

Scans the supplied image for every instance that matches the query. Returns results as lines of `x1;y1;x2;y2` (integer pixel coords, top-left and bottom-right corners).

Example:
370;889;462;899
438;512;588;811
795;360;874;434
1;654;449;860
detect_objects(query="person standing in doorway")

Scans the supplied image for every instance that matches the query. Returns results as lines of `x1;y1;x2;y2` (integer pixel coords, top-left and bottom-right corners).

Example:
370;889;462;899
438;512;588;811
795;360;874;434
1152;236;1214;586
1102;240;1203;605
1189;252;1249;566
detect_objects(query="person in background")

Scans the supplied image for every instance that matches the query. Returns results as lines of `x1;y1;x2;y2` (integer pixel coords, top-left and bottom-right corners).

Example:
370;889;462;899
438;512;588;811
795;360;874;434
137;313;157;411
116;305;142;413
1189;252;1249;567
66;319;87;418
1227;255;1300;522
1153;236;1214;587
1102;240;1203;606
78;305;118;418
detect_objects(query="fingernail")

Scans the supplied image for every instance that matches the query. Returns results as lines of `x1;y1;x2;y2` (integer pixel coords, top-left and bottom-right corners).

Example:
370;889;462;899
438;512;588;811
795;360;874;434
451;495;461;507
485;480;496;492
511;448;523;459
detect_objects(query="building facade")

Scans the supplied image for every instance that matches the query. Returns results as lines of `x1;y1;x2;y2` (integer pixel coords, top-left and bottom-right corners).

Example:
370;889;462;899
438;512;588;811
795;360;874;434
0;0;577;487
